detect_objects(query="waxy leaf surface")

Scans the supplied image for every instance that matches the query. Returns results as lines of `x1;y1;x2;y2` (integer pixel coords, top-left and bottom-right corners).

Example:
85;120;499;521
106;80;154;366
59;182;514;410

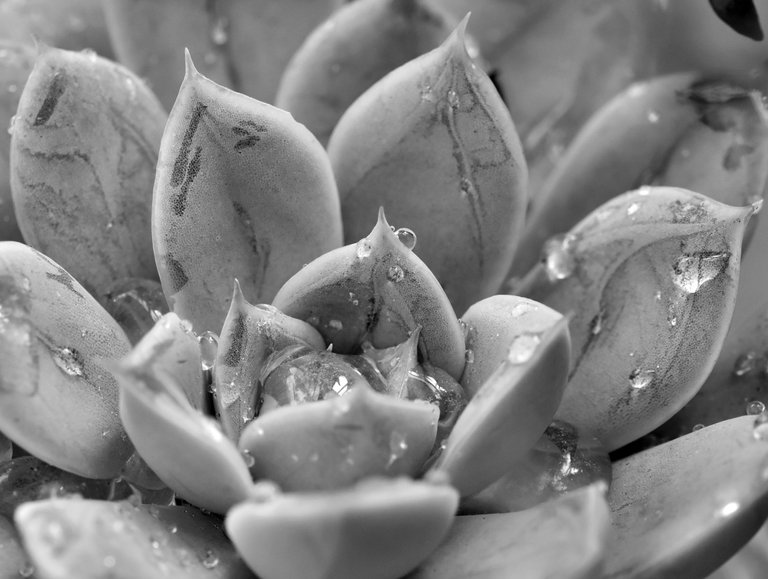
0;242;132;478
518;187;751;451
10;47;165;297
153;54;342;334
328;18;527;314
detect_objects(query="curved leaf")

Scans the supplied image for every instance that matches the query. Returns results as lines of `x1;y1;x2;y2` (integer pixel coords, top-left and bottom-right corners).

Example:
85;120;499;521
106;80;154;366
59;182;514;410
436;312;570;496
103;0;341;108
411;482;610;579
15;499;254;579
226;477;458;579
327;17;527;314
214;280;326;441
0;241;133;478
10;46;165;297
605;416;768;578
239;382;438;491
102;277;169;345
276;0;456;145
153;53;342;334
0;515;31;579
272;209;466;380
518;187;752;451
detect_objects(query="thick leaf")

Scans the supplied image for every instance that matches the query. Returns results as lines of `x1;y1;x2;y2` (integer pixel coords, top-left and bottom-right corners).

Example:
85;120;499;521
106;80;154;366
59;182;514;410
410;482;610;579
102;277;169;345
605;416;768;578
272;209;466;380
709;522;768;579
10;47;165;297
15;499;254;579
238;382;438;491
276;0;456;145
517;187;752;451
709;0;764;41
115;345;253;514
511;76;768;280
0;515;32;579
436;311;570;496
103;0;341;108
0;41;35;242
214;280;325;441
0;242;133;478
226;477;458;579
327;17;527;314
153;53;342;334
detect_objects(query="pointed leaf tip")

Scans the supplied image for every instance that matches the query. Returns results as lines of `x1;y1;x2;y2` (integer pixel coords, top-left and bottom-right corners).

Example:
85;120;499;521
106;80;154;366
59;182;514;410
709;0;764;41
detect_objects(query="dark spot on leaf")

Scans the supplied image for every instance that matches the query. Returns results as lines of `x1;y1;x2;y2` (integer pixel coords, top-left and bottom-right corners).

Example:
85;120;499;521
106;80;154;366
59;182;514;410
164;255;189;293
172;146;203;217
723;143;755;170
169;102;207;216
234;136;260;151
232;121;266;153
709;0;764;41
224;314;247;366
33;72;66;126
45;269;84;300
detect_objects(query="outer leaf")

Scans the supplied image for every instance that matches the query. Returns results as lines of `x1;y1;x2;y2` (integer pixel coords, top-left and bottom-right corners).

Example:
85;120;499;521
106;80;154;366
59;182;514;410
0;242;133;478
328;17;527;314
511;74;768;279
276;0;456;145
436;313;570;496
605;416;768;578
115;346;253;514
517;187;752;451
153;53;342;334
272;209;466;380
15;499;254;579
0;515;31;579
10;47;165;297
0;41;35;242
410;482;610;579
103;0;341;108
226;477;458;579
102;277;169;345
214;280;325;441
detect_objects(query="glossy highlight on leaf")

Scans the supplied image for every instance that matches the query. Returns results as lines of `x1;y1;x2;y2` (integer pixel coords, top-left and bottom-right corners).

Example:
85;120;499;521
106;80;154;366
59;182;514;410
328;16;528;314
153;52;342;334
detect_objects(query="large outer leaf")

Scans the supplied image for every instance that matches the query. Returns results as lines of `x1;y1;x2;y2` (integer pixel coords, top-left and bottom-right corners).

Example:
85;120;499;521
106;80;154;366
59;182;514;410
518;187;751;451
153;53;342;334
605;416;768;578
103;0;341;108
0;242;133;478
10;47;165;297
327;18;527;315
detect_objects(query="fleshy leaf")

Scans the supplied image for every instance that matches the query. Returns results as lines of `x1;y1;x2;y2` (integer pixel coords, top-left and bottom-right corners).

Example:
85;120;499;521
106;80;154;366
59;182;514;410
411;482;610;579
102;277;169;345
511;74;768;279
272;209;466;380
214;281;325;441
0;515;32;579
103;0;341;108
239;382;438;491
15;499;254;579
518;187;752;451
605;416;768;578
153;53;342;334
0;41;36;242
10;46;165;297
435;311;570;496
0;241;133;478
327;17;527;314
115;344;252;514
226;477;458;579
275;0;456;145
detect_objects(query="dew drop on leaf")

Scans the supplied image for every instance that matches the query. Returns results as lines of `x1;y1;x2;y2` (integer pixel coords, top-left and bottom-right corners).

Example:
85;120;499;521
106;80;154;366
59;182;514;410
395;228;417;250
240;448;255;468
734;351;759;377
387;431;408;468
387;265;405;283
51;347;85;377
201;548;219;569
542;234;576;282
628;368;654;390
626;202;641;216
199;331;219;372
671;252;730;294
356;239;373;259
692;424;705;432
746;400;766;415
18;563;34;577
447;89;460;108
464;350;474;364
507;333;542;365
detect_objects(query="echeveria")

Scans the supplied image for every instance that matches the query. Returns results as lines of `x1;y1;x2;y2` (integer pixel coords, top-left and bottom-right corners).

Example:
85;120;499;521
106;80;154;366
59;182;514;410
2;2;768;579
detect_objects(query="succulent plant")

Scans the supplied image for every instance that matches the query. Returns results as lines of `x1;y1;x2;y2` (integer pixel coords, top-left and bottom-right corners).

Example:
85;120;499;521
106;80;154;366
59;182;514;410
3;1;768;578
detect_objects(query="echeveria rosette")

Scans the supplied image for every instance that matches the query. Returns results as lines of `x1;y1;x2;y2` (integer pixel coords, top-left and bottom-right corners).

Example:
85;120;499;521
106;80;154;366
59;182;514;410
1;6;768;579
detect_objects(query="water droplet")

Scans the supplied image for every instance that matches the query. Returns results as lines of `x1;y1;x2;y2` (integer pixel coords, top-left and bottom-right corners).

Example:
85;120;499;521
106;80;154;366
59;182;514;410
542;234;576;282
464;350;474;363
348;292;359;306
395;228;417;250
328;319;343;331
734;351;758;377
387;431;408;468
647;110;660;123
201;548;219;569
507;333;542;364
387;265;405;283
746;400;766;415
629;368;654;390
150;536;161;550
692;424;705;432
18;563;34;577
7;114;16;135
240;448;255;468
210;16;229;45
167;523;178;534
671;252;729;294
419;84;434;102
447;89;460;108
753;413;768;440
52;346;85;377
356;239;372;259
749;195;764;215
198;331;218;371
590;312;603;336
626;202;640;216
511;302;538;317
